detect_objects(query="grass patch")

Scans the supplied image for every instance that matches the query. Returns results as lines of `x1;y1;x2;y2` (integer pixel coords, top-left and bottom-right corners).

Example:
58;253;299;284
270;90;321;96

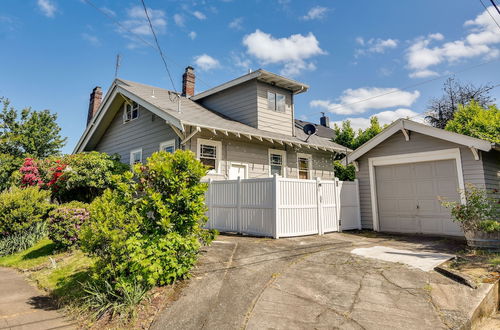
0;239;63;270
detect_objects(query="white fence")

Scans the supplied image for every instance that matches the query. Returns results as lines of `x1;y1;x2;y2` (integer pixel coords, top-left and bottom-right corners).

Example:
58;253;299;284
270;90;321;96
205;176;361;238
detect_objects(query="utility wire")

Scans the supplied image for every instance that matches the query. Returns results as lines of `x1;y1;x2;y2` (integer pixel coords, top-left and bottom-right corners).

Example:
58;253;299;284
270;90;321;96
140;0;177;93
81;0;213;90
306;57;500;117
479;0;500;31
489;0;500;16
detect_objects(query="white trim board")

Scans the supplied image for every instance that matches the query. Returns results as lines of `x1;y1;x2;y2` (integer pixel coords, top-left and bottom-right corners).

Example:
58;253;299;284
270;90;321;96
347;118;493;164
368;148;466;232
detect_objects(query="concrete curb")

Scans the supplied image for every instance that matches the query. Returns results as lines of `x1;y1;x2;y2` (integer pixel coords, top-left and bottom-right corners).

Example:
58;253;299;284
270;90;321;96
469;280;499;330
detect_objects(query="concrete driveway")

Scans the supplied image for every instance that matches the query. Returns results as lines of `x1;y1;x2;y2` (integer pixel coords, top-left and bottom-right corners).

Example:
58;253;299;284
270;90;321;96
151;232;493;330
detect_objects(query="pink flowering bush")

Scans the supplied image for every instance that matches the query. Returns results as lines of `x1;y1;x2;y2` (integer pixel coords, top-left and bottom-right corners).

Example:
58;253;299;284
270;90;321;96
48;201;89;250
19;158;43;187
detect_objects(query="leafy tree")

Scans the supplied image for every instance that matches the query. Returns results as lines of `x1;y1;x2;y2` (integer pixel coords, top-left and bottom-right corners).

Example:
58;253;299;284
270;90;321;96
425;77;495;129
332;121;356;150
353;117;383;148
332;117;385;181
445;101;500;143
0;98;66;190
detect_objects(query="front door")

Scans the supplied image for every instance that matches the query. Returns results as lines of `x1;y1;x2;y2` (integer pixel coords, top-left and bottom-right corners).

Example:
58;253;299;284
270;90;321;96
229;163;247;180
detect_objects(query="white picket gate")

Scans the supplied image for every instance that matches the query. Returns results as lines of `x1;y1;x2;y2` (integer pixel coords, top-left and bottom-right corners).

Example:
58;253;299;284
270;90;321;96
205;176;361;238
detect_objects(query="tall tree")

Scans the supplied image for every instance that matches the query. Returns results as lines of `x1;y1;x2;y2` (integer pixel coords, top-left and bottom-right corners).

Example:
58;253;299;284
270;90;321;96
0;97;66;190
445;101;500;144
425;77;495;129
354;117;383;148
332;120;356;150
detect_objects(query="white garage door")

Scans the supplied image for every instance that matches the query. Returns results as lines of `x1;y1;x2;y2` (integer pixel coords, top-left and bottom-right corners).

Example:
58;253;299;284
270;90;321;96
375;159;463;236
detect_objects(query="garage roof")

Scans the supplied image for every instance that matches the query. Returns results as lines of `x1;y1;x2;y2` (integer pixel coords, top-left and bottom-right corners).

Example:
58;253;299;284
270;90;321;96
347;118;496;163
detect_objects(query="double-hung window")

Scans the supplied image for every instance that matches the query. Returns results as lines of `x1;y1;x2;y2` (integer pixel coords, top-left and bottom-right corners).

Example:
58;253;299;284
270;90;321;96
130;148;142;166
267;91;285;112
123;101;139;122
197;139;222;174
159;139;176;153
268;149;286;177
297;153;312;179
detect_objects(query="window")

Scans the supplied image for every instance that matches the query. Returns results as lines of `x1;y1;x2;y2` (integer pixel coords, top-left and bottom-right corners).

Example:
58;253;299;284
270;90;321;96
130;149;142;166
268;149;286;177
159;139;176;153
267;92;286;112
123;101;139;122
297;153;312;179
197;139;222;174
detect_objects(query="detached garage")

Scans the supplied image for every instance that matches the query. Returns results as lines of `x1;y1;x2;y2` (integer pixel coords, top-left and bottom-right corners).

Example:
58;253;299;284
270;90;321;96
347;119;499;237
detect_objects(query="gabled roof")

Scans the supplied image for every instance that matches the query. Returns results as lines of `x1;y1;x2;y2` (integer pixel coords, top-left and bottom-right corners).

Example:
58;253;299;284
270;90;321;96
74;79;348;154
295;119;335;140
191;69;309;100
347;118;496;163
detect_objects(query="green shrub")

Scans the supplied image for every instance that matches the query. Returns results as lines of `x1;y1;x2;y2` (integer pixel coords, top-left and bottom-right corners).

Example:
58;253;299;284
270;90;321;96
48;202;89;250
333;160;355;181
80;150;215;317
0;222;47;256
54;152;129;203
0;186;52;237
440;184;499;233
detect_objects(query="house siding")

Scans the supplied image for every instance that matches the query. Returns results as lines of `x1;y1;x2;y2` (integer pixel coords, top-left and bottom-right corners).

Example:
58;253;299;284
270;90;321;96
95;105;178;164
356;131;488;229
482;150;500;209
186;129;335;180
198;80;258;128
256;81;294;136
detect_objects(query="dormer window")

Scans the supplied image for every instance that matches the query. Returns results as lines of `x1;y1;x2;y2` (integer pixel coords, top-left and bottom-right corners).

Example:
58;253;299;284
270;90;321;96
123;101;139;123
267;91;285;112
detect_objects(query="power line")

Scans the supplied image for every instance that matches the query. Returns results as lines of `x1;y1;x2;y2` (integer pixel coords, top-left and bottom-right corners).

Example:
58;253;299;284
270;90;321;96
81;0;213;90
479;0;500;31
308;57;500;117
490;0;500;15
140;0;177;92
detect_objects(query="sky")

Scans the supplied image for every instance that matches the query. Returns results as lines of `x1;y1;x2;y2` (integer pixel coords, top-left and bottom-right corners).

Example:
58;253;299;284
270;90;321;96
1;0;500;154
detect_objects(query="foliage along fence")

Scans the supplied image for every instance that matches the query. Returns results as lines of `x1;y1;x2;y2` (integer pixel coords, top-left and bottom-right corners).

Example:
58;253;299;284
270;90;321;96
205;176;361;238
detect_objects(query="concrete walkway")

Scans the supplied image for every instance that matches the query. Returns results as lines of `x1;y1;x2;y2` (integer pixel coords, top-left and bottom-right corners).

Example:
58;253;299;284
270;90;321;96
152;233;494;330
0;267;74;330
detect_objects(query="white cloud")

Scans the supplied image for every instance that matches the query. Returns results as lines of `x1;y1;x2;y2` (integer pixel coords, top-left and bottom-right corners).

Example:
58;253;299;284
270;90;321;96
81;33;100;46
406;7;500;78
120;6;167;37
242;29;326;76
100;7;116;17
231;52;252;71
229;17;243;30
310;87;420;115
188;31;197;40
302;6;329;20
37;0;57;18
173;14;184;27
194;54;220;71
355;37;398;56
193;11;206;20
332;109;423;131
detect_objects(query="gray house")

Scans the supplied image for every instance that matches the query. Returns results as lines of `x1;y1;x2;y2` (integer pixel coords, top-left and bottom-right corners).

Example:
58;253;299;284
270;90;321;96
346;119;499;237
74;67;348;180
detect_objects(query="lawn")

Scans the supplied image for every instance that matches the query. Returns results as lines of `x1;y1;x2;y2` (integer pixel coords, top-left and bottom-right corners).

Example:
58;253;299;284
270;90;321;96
0;238;93;301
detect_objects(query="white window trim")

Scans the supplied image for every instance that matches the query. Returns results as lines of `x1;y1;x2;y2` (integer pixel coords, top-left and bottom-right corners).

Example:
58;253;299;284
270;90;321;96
196;138;222;174
297;153;312;179
368;148;466;232
267;91;286;112
229;162;248;180
123;102;139;123
129;148;143;166
159;139;176;153
268;148;287;177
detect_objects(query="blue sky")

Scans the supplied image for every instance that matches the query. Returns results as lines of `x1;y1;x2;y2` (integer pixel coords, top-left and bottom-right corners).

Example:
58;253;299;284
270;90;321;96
1;0;499;154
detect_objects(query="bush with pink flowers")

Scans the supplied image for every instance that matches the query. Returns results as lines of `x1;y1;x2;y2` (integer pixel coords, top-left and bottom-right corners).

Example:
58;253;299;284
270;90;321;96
48;202;89;250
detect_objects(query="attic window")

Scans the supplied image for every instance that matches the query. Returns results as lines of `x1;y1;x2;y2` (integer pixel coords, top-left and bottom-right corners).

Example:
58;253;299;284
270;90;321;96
267;92;285;112
123;101;139;122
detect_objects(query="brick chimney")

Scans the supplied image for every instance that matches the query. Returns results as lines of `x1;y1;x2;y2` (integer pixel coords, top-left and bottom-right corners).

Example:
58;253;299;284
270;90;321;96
182;66;195;97
320;112;330;127
87;86;102;126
